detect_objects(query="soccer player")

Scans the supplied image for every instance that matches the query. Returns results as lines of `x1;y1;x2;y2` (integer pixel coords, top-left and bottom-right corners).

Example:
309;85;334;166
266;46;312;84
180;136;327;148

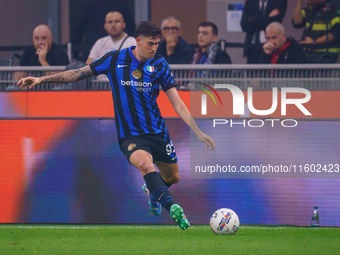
17;21;215;230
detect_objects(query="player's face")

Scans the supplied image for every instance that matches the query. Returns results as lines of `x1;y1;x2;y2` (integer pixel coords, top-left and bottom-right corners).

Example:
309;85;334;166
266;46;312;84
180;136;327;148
265;26;286;53
104;12;126;38
197;26;217;50
32;25;53;52
136;36;160;61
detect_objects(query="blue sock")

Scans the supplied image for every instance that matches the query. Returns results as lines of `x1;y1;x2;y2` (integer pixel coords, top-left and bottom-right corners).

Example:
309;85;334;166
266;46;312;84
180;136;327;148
143;172;174;212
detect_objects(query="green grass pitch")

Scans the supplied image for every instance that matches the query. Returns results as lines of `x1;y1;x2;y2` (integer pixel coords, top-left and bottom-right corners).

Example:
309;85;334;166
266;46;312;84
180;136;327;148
1;224;339;254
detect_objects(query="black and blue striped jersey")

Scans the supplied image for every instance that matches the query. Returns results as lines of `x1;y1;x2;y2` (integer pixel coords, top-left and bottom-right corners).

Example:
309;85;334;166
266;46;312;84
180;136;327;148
89;46;177;140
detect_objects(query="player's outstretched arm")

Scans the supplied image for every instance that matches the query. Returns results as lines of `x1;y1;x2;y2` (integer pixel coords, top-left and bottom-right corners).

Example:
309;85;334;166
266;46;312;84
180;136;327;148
16;65;93;89
166;87;215;151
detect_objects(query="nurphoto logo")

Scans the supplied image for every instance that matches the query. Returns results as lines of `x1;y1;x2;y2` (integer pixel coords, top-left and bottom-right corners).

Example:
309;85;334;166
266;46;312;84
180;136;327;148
200;83;312;128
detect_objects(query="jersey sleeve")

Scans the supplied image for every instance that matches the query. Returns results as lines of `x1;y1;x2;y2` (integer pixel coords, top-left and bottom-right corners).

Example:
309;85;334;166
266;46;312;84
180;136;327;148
159;60;177;92
89;51;115;76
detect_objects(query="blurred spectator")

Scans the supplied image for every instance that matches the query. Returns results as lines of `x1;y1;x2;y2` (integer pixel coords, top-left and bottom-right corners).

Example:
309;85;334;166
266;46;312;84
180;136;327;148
71;0;135;62
156;16;194;64
85;11;136;65
260;22;307;64
191;21;232;64
241;0;287;64
292;0;340;63
19;24;69;66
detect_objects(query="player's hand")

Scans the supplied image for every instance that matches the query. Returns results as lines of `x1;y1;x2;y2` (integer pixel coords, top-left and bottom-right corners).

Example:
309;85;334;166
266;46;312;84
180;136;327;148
16;77;42;89
198;133;215;151
263;41;274;55
36;44;49;66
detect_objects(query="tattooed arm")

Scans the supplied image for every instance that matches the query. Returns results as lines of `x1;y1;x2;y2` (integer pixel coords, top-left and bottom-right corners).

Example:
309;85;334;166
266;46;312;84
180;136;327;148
16;65;93;89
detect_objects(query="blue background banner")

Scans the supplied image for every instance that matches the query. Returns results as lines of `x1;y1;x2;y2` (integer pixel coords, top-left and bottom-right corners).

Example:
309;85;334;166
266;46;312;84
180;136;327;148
1;119;338;226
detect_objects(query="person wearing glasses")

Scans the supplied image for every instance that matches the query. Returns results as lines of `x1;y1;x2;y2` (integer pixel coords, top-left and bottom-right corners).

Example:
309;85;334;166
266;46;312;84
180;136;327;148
156;16;194;64
85;11;136;65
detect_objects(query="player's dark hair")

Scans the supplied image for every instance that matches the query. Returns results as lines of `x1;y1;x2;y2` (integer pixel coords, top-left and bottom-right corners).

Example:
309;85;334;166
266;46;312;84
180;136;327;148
134;21;162;39
199;21;218;35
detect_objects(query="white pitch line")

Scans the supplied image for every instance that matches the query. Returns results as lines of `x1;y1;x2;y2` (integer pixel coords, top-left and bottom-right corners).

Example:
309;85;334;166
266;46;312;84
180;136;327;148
0;225;338;230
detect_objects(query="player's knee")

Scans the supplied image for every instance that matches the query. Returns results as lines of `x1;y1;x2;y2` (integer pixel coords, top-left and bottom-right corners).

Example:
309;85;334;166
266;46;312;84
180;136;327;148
138;161;154;174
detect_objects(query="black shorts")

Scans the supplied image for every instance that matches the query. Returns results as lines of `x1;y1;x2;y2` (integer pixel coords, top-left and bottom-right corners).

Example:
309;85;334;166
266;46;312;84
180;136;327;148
119;132;177;164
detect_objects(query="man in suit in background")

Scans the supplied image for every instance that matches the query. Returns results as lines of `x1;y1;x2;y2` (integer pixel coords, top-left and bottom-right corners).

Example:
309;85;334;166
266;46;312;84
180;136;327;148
241;0;287;63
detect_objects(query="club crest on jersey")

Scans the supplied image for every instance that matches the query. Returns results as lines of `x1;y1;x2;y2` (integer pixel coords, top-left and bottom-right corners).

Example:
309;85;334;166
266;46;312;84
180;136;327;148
132;70;142;79
128;143;136;151
147;66;154;72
